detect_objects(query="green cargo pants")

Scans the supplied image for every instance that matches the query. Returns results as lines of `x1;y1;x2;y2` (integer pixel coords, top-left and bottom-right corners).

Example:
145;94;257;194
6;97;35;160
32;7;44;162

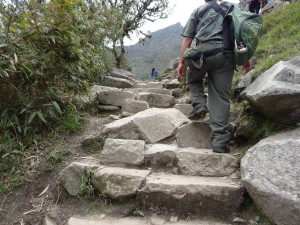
184;42;235;147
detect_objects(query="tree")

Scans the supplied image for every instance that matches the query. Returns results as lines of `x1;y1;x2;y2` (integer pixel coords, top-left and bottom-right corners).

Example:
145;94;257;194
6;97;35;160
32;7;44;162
101;0;170;68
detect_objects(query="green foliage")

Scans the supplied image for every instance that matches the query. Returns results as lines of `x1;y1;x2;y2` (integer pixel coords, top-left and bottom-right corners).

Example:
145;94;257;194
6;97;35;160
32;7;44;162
132;207;145;217
240;193;274;225
238;111;294;145
251;2;300;78
58;107;85;134
163;68;173;74
0;0;112;190
77;170;95;199
231;2;300;147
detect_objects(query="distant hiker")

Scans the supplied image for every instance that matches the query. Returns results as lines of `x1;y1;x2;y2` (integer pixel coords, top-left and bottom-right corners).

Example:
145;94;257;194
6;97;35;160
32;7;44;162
176;0;234;154
151;68;158;80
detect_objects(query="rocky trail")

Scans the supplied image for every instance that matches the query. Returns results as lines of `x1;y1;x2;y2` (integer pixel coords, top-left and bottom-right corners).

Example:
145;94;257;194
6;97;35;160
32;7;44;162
2;63;300;225
0;69;244;225
55;69;245;225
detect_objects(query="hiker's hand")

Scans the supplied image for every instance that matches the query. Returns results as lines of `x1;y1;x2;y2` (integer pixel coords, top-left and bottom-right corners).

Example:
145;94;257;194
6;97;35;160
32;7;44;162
177;63;186;81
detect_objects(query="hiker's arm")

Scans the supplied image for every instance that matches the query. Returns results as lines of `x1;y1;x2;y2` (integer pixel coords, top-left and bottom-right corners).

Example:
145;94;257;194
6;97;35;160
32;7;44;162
177;37;193;80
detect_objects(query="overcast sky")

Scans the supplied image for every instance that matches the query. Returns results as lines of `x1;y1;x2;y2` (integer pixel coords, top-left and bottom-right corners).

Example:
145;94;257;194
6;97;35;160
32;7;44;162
125;0;239;45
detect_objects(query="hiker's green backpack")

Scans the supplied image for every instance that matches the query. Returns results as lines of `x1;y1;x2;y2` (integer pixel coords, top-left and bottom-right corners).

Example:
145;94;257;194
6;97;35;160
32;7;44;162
208;1;263;66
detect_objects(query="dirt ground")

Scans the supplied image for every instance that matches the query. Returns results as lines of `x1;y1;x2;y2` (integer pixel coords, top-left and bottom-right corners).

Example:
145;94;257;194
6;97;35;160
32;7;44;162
0;116;133;225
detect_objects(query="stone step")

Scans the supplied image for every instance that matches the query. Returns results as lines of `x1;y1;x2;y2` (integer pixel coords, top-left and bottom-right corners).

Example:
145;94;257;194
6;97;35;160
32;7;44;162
125;87;172;96
67;215;231;225
177;122;211;148
133;82;162;89
174;104;193;117
60;161;241;204
96;108;190;144
137;92;175;108
137;173;244;220
145;144;238;177
176;148;239;177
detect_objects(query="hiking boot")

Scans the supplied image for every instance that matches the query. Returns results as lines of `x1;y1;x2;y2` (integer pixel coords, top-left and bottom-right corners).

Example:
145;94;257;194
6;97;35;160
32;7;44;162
213;146;230;154
188;104;209;120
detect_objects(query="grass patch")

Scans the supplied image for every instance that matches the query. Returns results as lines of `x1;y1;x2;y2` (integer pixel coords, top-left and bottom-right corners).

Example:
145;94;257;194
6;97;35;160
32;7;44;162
244;112;294;142
58;112;85;134
132;207;145;217
36;148;71;175
251;2;300;78
239;193;274;225
77;170;96;199
0;102;85;193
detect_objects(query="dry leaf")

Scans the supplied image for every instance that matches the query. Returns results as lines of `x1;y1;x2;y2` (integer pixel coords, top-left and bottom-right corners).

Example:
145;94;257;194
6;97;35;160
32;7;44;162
38;184;50;197
23;210;36;215
14;53;18;64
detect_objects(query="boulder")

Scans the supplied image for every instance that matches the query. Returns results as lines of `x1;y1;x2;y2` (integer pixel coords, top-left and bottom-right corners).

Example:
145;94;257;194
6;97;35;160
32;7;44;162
241;128;300;225
241;57;300;124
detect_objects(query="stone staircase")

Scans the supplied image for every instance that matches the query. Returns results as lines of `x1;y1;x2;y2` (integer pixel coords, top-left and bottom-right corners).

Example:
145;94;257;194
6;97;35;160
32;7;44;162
58;79;245;225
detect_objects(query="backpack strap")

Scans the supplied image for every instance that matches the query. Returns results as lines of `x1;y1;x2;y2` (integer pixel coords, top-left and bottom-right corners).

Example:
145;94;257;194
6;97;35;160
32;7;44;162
196;4;215;23
206;1;226;17
205;1;235;52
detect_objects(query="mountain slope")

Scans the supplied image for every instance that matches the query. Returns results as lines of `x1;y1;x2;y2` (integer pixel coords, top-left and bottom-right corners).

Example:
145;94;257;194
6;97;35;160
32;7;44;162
125;22;183;80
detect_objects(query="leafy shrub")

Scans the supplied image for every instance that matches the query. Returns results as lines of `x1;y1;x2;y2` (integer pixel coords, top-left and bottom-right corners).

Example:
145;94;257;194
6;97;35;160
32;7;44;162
0;0;110;189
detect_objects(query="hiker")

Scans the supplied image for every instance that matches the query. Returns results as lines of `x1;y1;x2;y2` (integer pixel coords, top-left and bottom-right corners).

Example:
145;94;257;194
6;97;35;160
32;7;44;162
151;68;158;80
249;0;261;14
176;0;234;154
